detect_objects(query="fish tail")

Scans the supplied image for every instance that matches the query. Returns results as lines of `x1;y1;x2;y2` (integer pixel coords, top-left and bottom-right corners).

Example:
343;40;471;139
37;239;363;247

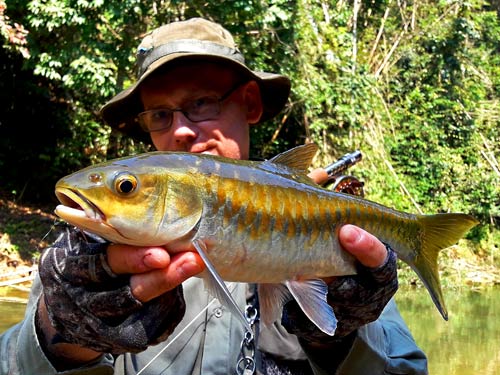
405;213;479;320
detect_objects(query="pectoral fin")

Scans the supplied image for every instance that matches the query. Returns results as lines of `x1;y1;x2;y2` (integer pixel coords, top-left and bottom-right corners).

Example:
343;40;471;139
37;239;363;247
192;239;252;332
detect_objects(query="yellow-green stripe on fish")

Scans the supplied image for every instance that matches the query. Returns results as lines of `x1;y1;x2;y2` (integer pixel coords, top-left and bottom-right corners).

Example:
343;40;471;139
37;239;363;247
54;144;478;335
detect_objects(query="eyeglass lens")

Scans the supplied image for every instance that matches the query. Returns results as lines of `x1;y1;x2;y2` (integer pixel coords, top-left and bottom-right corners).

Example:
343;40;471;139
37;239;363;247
138;82;244;133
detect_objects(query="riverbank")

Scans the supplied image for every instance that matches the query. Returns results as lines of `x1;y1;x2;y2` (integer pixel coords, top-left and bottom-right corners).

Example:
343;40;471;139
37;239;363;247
0;194;58;299
397;242;500;290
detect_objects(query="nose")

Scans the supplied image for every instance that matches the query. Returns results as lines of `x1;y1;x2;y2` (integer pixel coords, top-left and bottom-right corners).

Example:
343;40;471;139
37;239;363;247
170;111;199;146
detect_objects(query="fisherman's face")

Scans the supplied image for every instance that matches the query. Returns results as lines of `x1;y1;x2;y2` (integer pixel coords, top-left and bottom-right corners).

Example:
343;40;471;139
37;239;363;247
139;62;263;160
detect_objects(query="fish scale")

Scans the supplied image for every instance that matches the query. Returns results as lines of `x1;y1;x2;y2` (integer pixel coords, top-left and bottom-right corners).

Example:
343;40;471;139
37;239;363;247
195;174;370;282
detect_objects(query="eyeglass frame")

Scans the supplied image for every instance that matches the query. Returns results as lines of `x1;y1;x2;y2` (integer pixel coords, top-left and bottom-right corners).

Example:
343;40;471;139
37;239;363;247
136;81;246;133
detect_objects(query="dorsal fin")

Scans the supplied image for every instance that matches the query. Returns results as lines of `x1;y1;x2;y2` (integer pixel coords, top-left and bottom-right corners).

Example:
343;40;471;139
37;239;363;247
268;143;318;172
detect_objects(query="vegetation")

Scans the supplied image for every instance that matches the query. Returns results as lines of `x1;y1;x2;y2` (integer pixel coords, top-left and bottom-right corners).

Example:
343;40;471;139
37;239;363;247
1;0;498;283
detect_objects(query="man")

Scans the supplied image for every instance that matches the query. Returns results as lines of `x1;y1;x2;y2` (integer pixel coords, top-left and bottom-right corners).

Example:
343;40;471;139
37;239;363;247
0;18;427;374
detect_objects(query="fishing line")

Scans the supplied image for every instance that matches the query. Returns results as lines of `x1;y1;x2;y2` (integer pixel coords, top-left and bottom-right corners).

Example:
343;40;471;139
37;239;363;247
39;217;65;244
40;222;56;244
32;218;63;262
137;283;236;375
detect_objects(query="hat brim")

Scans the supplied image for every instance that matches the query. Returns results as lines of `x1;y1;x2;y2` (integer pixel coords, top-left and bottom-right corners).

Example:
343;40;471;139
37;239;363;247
100;53;290;142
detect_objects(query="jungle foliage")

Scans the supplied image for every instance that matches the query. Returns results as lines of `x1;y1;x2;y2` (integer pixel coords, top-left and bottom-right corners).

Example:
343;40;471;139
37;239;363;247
1;0;499;257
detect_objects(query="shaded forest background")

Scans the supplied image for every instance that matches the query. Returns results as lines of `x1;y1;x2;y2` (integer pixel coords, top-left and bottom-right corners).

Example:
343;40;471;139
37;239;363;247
1;0;499;262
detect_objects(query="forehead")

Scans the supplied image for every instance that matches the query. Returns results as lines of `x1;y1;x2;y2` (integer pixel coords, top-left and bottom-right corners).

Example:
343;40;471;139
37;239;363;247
140;61;238;94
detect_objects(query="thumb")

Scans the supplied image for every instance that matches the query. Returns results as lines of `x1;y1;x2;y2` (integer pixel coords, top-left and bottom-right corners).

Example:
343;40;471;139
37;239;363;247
339;225;388;268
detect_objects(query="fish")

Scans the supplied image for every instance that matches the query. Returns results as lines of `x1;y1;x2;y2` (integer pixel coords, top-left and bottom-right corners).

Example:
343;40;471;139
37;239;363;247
54;143;479;335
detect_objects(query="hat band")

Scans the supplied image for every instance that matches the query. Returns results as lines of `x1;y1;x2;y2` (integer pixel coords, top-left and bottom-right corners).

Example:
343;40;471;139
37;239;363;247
137;39;246;77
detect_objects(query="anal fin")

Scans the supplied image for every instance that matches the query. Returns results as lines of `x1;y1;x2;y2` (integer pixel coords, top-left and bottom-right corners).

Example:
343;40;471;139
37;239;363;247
286;279;337;336
258;283;292;327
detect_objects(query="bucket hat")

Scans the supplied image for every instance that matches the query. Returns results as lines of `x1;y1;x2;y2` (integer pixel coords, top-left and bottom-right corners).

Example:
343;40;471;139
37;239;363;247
99;18;291;140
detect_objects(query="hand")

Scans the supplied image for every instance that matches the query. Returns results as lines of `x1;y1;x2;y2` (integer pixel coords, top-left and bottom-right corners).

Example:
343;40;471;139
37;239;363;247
107;243;204;302
38;228;203;359
282;225;398;341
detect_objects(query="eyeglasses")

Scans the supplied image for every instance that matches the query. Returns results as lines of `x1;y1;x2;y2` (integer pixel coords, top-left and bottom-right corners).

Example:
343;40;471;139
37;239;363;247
137;82;244;133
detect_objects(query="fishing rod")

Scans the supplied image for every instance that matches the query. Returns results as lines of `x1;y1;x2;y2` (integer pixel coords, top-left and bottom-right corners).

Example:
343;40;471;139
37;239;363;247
311;150;365;197
324;150;363;178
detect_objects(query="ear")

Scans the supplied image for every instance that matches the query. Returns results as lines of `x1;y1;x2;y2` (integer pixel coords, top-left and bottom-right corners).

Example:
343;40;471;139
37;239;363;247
243;81;263;124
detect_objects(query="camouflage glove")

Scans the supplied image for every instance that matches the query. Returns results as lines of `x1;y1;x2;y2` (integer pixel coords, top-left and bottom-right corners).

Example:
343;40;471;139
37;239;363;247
38;227;185;354
282;245;398;342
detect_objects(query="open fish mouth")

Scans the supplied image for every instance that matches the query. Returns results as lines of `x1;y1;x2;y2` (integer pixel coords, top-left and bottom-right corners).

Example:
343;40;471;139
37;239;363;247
55;187;105;223
54;187;136;244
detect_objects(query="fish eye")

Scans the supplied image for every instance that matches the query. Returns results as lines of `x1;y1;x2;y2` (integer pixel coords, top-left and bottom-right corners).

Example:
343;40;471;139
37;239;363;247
114;173;138;195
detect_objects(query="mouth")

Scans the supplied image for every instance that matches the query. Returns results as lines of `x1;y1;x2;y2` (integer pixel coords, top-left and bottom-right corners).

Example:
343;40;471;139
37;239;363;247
54;187;135;244
55;187;105;222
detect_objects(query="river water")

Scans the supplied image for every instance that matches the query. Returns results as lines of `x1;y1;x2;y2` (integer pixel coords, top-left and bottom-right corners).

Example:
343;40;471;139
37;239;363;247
396;286;500;375
0;286;498;374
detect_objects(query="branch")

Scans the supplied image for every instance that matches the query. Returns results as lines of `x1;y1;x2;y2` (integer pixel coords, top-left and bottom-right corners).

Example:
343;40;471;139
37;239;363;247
368;1;392;66
352;0;361;73
374;28;405;78
479;133;500;176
